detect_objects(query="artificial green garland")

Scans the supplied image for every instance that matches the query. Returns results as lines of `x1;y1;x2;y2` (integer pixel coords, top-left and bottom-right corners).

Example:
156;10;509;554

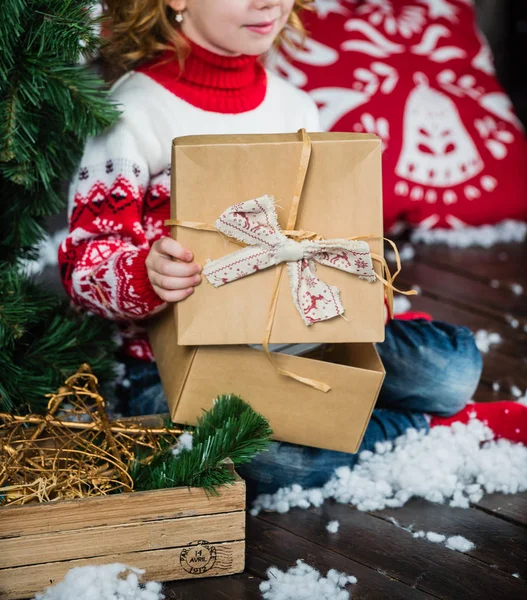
130;394;273;494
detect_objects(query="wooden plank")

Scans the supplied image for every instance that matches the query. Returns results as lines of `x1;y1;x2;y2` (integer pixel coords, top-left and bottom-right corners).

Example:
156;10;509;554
375;499;527;577
0;541;245;600
473;381;499;403
164;572;263;599
258;504;527;599
247;517;436;600
1;511;245;569
398;261;527;319
411;243;527;285
0;478;245;538
476;493;527;527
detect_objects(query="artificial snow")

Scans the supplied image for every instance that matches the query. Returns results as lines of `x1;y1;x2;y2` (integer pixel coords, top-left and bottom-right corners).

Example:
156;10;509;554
426;531;446;543
171;431;193;457
252;420;527;515
511;283;523;296
259;560;356;600
474;330;502;353
444;535;476;553
387;244;415;263
393;295;412;314
326;520;340;533
409;530;475;553
513;573;520;578
404;526;472;552
410;220;527;248
511;386;523;399
492;382;500;392
505;314;519;329
490;279;500;289
22;228;68;276
34;564;164;600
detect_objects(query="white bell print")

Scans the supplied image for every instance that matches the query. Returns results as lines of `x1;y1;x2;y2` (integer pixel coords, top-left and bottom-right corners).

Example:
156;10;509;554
395;73;483;187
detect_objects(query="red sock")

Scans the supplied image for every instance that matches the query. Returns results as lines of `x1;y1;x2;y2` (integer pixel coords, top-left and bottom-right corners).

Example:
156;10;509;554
394;311;433;321
431;401;527;444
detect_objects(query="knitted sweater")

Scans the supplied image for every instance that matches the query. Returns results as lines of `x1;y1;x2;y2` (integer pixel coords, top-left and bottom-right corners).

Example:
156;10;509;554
59;42;321;360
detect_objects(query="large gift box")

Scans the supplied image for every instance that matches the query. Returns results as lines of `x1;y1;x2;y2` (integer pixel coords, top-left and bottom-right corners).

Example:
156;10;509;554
169;132;385;346
149;131;387;455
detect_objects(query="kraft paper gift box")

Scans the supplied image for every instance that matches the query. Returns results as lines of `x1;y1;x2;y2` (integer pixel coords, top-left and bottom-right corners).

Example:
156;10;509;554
148;309;385;454
148;131;387;455
169;132;385;346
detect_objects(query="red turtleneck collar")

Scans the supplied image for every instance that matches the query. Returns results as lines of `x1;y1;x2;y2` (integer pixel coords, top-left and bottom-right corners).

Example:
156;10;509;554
137;40;267;114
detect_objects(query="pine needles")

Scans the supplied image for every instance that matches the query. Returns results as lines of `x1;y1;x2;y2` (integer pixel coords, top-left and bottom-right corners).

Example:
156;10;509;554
0;1;120;413
0;0;119;256
131;395;273;495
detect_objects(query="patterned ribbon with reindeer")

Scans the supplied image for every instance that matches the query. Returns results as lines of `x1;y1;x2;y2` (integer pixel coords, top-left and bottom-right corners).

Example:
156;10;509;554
166;130;414;392
201;195;377;326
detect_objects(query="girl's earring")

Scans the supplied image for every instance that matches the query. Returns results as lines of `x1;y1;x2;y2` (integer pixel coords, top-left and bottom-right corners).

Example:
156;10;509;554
175;11;183;23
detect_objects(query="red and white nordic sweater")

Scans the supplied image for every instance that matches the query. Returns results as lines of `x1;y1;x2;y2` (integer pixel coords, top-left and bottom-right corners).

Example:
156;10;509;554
59;42;321;361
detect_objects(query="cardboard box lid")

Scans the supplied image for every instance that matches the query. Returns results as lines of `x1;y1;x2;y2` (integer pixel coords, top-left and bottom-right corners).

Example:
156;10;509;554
172;132;385;346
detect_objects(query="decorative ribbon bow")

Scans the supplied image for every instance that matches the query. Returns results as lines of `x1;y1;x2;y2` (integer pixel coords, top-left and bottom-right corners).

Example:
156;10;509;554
202;195;377;325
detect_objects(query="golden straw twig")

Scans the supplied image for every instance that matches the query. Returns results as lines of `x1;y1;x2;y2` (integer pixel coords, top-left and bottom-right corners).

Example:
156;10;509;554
0;364;181;506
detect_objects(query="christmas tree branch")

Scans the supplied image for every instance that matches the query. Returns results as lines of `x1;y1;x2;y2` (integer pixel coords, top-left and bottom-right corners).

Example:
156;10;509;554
0;1;120;413
131;395;273;495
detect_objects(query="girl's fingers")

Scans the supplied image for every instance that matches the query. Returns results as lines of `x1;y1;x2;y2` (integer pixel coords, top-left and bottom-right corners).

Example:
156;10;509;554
150;272;201;291
156;237;193;262
152;286;195;303
155;256;201;278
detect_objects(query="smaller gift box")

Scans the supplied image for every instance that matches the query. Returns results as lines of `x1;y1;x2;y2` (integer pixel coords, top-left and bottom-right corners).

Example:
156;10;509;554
169;132;385;346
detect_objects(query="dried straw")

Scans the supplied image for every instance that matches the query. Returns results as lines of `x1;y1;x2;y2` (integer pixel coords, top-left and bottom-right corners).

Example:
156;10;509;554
0;365;182;506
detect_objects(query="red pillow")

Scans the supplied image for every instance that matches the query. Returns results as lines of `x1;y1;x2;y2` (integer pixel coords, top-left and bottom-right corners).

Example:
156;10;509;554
276;0;527;231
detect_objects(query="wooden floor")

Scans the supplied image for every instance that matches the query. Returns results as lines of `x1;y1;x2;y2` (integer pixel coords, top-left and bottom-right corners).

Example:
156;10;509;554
162;240;527;600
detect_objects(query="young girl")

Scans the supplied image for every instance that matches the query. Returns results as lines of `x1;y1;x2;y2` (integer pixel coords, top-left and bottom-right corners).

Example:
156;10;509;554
59;0;526;499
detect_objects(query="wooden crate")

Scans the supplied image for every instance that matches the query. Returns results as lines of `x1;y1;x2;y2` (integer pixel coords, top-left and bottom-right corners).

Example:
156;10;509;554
0;470;245;599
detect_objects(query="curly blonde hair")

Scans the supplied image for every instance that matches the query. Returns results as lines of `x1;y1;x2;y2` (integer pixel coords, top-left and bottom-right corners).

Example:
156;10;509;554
102;0;314;73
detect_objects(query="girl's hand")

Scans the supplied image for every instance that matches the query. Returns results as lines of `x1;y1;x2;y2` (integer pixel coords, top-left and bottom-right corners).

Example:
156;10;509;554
146;237;202;302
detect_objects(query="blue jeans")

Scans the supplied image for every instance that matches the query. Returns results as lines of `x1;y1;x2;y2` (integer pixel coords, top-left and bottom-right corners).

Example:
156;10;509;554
122;319;482;499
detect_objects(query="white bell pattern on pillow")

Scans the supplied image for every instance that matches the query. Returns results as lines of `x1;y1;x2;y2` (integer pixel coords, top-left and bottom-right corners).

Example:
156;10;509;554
395;73;483;189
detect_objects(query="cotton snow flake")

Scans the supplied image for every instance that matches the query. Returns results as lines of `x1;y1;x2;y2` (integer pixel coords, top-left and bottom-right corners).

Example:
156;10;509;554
425;531;446;543
387;243;415;263
22;228;68;276
393;295;412;314
326;520;340;533
252;420;527;515
34;564;164;600
511;386;523;399
505;314;520;329
171;431;193;457
474;330;502;353
407;528;472;552
259;560;357;600
410;220;527;248
444;535;476;553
